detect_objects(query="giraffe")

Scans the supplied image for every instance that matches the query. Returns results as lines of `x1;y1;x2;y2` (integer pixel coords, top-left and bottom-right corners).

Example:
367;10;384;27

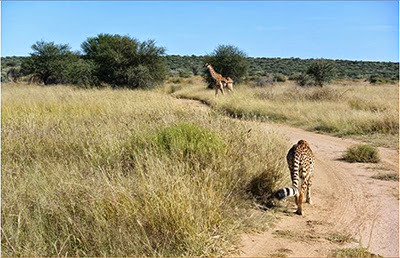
204;63;233;96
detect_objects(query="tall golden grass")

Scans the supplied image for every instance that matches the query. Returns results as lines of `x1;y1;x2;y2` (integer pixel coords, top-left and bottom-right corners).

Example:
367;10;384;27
171;80;399;148
1;83;289;256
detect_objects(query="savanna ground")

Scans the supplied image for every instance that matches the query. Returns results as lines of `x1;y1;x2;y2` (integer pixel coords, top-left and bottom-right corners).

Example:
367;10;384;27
1;83;290;256
170;78;398;149
168;78;399;257
1;79;399;257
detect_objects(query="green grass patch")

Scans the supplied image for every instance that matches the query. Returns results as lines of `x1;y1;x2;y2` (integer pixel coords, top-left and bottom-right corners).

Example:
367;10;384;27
154;122;225;159
343;144;380;163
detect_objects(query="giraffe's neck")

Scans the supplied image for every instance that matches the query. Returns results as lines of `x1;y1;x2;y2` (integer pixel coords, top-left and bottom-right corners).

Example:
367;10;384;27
208;66;220;80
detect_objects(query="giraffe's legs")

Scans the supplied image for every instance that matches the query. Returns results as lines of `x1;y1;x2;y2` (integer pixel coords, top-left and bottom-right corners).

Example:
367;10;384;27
219;81;225;95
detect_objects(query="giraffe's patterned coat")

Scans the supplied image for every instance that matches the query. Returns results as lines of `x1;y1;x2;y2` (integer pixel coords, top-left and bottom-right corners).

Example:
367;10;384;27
205;63;234;96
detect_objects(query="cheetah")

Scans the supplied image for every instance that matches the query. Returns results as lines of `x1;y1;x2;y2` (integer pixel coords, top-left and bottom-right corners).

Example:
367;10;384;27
275;139;315;215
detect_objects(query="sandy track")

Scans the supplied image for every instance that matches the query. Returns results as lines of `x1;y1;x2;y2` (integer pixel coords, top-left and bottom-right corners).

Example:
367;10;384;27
177;98;399;257
240;124;399;257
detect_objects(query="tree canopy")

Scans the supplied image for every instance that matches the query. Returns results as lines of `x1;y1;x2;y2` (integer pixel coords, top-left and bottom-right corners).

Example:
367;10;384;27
81;33;168;88
21;41;74;85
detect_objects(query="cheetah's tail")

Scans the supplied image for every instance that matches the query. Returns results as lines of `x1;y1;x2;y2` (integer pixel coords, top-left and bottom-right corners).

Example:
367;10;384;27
274;187;299;200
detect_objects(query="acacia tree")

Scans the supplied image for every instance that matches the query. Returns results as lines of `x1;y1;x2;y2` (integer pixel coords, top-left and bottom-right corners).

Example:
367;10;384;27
21;41;73;85
306;59;336;87
81;34;168;89
203;45;249;88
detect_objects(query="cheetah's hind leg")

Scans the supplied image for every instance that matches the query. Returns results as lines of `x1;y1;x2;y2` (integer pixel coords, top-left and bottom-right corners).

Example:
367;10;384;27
306;175;313;204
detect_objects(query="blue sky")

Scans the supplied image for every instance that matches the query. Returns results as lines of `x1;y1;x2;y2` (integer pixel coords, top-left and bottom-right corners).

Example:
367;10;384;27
1;1;399;61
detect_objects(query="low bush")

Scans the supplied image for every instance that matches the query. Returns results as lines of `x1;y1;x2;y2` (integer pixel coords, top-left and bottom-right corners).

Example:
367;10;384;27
343;144;380;163
253;77;267;87
296;73;316;87
274;73;286;82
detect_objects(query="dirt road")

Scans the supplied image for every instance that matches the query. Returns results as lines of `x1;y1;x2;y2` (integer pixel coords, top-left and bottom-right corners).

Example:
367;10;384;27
178;98;399;257
240;123;399;257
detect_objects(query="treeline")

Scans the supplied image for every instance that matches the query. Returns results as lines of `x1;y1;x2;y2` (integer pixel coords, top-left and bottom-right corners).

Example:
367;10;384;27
165;55;399;81
2;46;399;85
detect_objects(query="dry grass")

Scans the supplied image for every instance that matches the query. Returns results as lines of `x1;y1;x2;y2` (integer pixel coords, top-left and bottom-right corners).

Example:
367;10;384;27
325;232;356;244
170;80;399;148
332;247;382;257
1;83;289;256
371;173;399;181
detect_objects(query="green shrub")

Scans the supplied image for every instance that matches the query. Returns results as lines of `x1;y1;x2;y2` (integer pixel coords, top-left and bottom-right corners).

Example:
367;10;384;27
343;144;380;163
296;73;316;87
253;77;267;87
1;70;10;83
154;123;225;161
273;73;286;82
288;72;302;81
368;75;397;84
63;59;99;87
306;59;336;87
82;33;168;89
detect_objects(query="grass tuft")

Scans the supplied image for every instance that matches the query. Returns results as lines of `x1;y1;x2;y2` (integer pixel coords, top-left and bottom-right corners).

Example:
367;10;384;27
343;144;380;163
371;173;399;181
326;232;355;244
333;247;382;257
154;122;225;160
